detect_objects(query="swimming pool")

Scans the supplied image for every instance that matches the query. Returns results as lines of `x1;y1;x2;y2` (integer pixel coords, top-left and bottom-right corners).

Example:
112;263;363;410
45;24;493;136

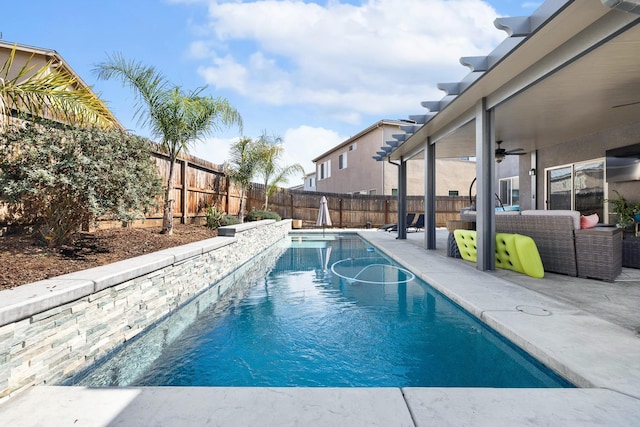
71;234;572;388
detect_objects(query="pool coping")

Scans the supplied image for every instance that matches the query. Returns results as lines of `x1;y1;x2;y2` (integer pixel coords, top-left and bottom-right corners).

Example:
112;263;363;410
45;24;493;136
359;230;640;398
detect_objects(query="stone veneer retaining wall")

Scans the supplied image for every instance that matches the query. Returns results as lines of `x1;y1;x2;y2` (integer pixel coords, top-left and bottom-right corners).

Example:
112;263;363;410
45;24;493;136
0;219;290;402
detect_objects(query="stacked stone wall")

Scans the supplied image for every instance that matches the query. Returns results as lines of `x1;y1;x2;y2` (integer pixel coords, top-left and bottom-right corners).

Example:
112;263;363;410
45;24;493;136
0;220;290;401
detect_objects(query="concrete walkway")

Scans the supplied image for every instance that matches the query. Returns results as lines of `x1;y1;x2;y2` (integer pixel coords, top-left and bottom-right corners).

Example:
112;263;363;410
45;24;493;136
2;229;640;426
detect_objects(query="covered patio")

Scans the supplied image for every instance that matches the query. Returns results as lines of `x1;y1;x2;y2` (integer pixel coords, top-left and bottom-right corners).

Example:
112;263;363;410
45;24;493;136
377;0;640;275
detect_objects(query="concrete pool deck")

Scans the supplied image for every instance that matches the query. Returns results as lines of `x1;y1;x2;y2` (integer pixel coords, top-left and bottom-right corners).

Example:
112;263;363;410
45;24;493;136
2;228;640;426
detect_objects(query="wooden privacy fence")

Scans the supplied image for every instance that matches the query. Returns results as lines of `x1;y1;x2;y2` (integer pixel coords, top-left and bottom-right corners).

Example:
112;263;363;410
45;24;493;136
245;185;469;229
96;146;468;229
1;141;466;231
97;149;232;229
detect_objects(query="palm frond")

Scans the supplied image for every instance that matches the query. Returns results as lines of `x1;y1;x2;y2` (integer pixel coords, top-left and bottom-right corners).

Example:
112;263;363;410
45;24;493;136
1;45;116;128
94;52;170;131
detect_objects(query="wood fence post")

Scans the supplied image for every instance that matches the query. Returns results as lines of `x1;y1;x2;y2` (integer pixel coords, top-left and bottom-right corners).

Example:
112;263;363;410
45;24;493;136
385;199;389;224
225;177;230;215
181;159;188;224
339;199;343;228
290;193;294;219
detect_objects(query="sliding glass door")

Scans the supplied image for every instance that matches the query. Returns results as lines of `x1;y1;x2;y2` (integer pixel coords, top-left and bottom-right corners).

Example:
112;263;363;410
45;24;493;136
545;159;604;218
546;166;572;210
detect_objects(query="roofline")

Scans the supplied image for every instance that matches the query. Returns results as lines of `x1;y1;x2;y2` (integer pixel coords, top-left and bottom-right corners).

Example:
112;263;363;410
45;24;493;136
311;119;413;163
0;40;124;130
382;0;639;162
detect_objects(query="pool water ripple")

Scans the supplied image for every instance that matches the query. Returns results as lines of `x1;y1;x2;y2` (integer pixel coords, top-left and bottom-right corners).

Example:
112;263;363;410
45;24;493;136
72;235;572;388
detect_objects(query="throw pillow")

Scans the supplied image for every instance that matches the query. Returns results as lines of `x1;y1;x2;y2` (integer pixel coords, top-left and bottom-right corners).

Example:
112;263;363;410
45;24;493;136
580;213;599;229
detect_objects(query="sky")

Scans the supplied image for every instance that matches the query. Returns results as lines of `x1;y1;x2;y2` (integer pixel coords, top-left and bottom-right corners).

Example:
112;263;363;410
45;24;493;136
2;0;541;183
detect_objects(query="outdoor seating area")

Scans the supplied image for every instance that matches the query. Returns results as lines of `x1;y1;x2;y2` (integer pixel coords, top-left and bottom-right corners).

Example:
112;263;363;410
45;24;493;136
452;209;626;282
378;213;425;233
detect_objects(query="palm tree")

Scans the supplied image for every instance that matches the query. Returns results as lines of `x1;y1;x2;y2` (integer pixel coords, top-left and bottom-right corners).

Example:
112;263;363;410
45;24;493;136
1;45;116;129
95;53;242;234
255;133;305;210
226;136;263;222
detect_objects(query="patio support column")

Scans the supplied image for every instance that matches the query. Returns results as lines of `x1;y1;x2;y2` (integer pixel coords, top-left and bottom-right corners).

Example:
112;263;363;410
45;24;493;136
397;157;408;240
425;138;436;249
530;150;538;209
475;98;496;271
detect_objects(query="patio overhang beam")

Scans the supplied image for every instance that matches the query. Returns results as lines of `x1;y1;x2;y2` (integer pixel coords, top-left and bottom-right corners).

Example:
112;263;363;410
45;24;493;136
385;140;400;148
387;1;622;161
603;0;640;14
486;8;640;112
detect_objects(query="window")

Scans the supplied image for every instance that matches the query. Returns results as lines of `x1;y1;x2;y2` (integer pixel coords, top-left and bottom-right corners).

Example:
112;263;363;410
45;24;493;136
498;176;519;206
368;189;376;195
448;190;459;196
318;160;331;180
391;188;398;196
545;159;604;218
338;152;347;169
349;143;357;151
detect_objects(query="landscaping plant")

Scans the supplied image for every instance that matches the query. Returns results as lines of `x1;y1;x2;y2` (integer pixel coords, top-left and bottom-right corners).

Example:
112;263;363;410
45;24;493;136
0;123;162;247
226;137;263;223
205;205;225;230
95;54;242;235
1;45;116;129
245;210;281;222
255;132;305;211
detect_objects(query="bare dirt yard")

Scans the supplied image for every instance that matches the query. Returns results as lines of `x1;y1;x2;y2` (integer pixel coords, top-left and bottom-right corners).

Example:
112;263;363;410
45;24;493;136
0;224;217;290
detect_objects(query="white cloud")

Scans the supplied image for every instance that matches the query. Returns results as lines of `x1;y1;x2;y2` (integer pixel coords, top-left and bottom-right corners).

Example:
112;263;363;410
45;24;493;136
522;2;543;10
191;0;504;123
283;125;346;174
187;126;344;177
189;136;238;166
197;55;249;94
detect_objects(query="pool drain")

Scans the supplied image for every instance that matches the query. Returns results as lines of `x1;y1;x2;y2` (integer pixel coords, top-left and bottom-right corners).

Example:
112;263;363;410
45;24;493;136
516;305;552;316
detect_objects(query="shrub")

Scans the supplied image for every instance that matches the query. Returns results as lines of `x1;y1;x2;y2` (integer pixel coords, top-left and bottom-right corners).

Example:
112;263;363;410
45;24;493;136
222;215;241;226
205;206;243;229
0;123;163;246
205;205;225;229
245;209;281;222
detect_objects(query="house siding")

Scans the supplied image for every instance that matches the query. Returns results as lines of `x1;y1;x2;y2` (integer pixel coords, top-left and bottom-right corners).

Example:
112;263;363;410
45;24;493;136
315;121;476;196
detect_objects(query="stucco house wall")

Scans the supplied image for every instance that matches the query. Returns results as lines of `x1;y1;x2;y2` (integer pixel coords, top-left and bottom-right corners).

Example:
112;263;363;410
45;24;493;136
314;120;476;196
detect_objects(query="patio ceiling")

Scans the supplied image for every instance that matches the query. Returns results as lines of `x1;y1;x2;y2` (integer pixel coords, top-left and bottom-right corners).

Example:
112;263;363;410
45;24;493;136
388;1;640;161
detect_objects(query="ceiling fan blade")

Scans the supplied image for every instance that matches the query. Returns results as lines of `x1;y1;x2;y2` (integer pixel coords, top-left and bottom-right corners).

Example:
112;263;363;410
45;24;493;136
612;100;640;109
505;148;525;154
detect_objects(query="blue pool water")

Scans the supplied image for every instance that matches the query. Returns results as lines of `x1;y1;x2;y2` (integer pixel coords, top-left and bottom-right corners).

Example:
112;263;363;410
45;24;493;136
73;234;572;388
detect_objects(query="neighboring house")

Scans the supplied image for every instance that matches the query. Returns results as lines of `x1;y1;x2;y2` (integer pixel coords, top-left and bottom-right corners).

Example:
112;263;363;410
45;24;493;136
377;0;640;269
0;40;121;128
303;172;316;192
312;119;476;196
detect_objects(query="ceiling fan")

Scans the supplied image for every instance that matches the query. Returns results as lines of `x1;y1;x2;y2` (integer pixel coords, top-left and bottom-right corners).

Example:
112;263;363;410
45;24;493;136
495;140;525;163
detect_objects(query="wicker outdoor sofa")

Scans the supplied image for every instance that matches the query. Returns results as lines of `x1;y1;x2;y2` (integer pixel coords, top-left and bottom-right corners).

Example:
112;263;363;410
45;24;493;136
458;209;622;281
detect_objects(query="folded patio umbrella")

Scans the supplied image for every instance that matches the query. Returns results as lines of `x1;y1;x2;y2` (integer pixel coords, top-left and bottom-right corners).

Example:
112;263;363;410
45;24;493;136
316;196;332;235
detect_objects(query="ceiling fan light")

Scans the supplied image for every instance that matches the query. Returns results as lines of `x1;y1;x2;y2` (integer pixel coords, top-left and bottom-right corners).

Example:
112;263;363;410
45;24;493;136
495;152;505;163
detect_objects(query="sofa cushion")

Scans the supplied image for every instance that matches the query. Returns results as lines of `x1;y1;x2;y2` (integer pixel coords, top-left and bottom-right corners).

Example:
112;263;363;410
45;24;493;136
521;209;581;229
